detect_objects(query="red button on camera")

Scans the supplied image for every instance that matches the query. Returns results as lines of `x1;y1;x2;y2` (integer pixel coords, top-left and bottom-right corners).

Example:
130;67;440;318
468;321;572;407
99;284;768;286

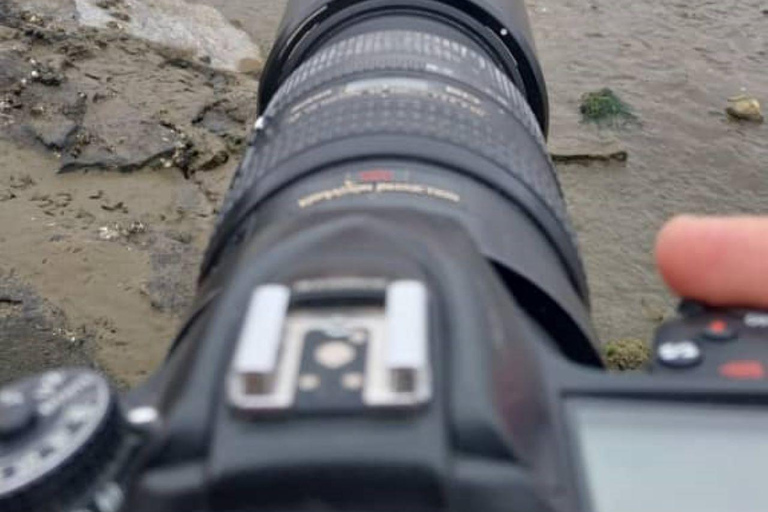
719;361;765;380
709;320;727;334
702;319;737;341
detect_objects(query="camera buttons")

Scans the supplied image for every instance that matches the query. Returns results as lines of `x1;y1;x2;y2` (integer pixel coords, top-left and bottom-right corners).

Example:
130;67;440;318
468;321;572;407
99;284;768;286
656;340;703;369
701;319;738;342
719;360;766;381
745;313;768;329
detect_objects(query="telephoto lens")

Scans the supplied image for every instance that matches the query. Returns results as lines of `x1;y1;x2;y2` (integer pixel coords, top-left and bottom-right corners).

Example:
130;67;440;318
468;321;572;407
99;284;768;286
134;1;601;511
202;0;598;364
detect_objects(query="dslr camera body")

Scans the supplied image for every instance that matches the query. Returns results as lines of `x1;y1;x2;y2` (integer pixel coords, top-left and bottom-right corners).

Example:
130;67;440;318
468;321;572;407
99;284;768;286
2;1;768;511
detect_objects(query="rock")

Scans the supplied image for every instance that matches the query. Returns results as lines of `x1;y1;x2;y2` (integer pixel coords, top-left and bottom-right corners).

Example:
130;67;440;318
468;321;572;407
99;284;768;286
100;201;127;213
123;220;146;236
160;119;234;173
59;97;179;172
726;95;764;123
110;11;131;22
1;1;258;178
0;26;19;41
7;1;80;28
27;114;78;149
97;224;120;240
95;0;124;9
237;57;262;75
30;61;65;86
195;101;235;135
75;0;263;73
97;220;146;240
194;93;254;134
196;149;228;171
0;48;28;89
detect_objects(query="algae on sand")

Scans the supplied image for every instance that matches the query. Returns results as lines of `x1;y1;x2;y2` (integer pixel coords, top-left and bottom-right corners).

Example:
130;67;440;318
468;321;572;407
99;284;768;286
580;88;639;128
602;338;651;371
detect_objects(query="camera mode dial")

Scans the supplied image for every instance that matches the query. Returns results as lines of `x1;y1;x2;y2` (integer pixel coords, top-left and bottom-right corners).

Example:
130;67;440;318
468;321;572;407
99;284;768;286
0;369;120;512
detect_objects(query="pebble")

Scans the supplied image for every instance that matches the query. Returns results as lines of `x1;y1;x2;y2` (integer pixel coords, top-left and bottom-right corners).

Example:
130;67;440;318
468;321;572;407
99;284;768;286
726;96;764;123
0;26;19;41
98;225;120;241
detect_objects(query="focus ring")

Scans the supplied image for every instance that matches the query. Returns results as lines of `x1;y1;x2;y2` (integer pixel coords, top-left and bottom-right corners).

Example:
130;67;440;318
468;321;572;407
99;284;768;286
270;31;544;146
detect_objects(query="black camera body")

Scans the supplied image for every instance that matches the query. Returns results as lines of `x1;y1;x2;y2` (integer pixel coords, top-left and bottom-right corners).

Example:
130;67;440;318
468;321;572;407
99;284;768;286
2;2;768;512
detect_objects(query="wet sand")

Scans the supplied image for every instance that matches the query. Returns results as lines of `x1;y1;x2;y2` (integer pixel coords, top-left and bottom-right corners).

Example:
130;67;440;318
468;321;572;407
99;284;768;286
156;0;768;343
0;0;257;386
537;0;767;342
0;0;766;385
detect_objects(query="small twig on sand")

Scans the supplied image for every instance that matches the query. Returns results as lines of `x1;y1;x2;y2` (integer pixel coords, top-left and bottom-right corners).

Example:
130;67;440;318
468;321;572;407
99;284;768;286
551;150;628;164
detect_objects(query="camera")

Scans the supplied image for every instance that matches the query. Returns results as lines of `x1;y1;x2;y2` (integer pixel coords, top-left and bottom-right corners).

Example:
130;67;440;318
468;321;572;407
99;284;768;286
2;1;768;511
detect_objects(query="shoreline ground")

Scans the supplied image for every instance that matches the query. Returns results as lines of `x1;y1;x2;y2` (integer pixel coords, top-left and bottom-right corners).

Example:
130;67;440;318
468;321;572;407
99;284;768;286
1;0;766;384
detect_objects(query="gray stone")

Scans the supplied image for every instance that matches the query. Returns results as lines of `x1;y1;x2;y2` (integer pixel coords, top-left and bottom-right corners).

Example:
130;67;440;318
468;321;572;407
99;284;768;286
0;26;20;42
27;114;78;148
726;96;764;123
73;0;263;72
7;0;78;24
60;96;179;172
0;48;27;89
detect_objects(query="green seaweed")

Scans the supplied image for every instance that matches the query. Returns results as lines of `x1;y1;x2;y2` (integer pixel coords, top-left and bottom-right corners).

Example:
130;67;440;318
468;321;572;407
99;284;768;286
602;338;651;371
580;88;639;128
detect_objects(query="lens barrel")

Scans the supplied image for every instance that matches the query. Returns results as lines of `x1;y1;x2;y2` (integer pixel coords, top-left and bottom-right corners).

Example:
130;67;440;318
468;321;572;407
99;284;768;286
203;3;588;303
198;0;597;365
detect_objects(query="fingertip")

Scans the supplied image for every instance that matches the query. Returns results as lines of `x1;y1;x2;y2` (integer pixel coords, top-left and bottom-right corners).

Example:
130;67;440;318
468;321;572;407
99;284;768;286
655;216;768;309
655;215;703;295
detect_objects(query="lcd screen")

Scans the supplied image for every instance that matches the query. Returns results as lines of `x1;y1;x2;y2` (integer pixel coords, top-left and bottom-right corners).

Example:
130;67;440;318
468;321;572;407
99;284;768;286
569;399;768;512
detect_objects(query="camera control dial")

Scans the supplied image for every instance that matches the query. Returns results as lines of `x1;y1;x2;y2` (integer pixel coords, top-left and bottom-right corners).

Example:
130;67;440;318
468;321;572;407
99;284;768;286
0;369;120;512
